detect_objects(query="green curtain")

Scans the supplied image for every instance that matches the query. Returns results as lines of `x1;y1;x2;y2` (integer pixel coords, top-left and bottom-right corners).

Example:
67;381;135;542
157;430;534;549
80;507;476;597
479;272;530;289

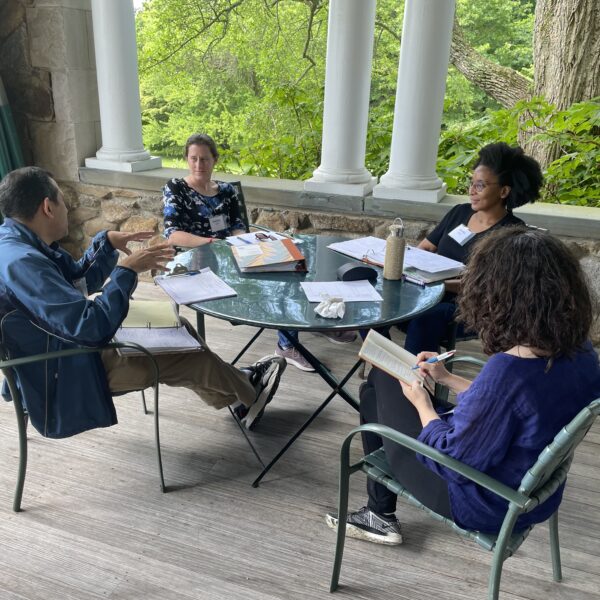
0;76;25;177
0;75;25;222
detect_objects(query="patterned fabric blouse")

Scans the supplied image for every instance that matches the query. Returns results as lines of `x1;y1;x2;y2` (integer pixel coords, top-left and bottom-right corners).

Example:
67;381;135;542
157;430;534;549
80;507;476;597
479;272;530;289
162;178;245;239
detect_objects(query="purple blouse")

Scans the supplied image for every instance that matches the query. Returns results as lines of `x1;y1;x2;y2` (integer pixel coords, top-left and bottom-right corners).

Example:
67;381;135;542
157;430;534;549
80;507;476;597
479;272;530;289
418;345;600;532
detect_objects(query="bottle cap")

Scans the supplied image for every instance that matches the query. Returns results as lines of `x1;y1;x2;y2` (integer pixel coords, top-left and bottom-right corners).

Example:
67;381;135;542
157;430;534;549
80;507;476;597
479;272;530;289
389;217;404;237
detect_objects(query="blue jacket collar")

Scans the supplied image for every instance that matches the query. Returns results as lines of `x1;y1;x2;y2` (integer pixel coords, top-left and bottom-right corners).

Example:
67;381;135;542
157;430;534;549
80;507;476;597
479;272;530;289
1;217;63;260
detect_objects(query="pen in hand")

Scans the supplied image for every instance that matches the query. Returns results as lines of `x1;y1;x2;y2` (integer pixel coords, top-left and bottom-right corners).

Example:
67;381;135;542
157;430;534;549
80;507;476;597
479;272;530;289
411;350;456;370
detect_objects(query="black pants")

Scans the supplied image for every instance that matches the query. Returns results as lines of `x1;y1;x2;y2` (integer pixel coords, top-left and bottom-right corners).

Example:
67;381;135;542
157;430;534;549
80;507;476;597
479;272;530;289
360;367;453;518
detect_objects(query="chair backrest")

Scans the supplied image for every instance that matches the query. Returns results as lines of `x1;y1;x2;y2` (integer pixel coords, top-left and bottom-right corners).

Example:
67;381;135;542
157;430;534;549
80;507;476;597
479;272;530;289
229;181;250;233
519;398;600;503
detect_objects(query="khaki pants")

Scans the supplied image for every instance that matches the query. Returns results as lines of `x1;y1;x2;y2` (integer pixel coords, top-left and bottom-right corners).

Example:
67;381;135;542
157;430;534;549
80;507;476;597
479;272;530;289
101;331;255;410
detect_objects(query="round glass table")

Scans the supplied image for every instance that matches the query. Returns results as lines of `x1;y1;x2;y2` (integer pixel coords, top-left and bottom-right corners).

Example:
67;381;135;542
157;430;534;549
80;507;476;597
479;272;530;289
168;234;445;485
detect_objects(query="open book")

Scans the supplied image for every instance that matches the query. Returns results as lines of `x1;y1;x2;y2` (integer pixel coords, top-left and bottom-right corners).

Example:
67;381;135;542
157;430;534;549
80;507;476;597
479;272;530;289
359;330;434;393
113;300;202;355
231;238;307;273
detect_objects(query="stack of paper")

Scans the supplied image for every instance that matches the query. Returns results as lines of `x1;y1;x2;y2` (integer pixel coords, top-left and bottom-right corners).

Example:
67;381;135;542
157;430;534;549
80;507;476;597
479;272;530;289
154;267;238;304
328;237;386;267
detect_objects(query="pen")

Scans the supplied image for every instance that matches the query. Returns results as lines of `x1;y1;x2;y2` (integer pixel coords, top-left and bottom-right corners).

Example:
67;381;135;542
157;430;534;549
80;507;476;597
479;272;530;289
402;274;426;287
411;349;456;370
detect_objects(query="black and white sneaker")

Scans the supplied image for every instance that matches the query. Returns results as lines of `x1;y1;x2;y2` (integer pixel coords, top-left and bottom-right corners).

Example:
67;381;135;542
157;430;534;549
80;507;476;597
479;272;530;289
241;356;286;430
325;506;403;545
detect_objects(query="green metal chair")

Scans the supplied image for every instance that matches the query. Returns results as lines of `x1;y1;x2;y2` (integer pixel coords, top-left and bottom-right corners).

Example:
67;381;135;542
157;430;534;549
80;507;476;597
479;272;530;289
0;340;166;512
330;362;600;598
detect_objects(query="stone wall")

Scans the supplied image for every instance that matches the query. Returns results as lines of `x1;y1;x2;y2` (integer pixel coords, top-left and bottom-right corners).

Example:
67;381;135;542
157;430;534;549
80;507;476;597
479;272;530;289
0;0;98;180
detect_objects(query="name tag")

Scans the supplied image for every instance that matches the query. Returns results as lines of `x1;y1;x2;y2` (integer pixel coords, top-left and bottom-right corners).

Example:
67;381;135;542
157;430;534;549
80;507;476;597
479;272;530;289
209;214;227;232
448;224;475;246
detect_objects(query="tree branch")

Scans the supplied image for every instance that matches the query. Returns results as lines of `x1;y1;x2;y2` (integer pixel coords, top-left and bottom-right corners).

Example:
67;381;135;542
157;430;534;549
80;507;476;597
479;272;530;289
450;17;532;108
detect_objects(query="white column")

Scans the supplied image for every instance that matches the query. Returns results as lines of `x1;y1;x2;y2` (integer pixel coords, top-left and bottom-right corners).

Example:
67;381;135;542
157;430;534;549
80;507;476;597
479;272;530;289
85;0;161;172
373;0;455;203
304;0;376;197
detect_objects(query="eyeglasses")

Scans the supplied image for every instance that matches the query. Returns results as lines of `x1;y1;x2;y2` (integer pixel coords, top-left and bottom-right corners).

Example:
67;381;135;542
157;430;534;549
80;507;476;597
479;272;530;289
467;180;500;193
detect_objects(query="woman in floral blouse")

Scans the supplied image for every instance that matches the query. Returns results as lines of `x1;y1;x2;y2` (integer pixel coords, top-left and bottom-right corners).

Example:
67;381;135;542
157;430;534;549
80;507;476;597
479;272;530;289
163;133;246;246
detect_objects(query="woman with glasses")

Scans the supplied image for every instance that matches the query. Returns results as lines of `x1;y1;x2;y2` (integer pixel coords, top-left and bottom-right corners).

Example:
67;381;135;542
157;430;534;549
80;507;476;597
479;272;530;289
399;142;543;355
162;133;246;247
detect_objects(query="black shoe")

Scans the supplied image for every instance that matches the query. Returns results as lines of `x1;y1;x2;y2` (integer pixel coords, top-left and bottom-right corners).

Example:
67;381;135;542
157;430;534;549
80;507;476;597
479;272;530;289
242;356;286;430
325;506;403;545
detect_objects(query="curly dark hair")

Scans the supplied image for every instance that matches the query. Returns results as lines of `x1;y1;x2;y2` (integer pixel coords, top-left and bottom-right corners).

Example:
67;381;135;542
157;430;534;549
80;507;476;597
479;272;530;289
184;133;219;160
457;227;594;357
475;142;543;210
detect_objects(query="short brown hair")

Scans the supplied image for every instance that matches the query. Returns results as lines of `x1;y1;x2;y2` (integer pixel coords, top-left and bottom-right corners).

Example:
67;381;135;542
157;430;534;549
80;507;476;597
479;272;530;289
457;227;594;357
184;133;219;160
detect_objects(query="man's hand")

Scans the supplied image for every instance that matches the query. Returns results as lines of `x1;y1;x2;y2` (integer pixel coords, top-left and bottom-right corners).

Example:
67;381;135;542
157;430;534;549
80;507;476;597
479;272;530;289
119;243;175;274
107;231;155;256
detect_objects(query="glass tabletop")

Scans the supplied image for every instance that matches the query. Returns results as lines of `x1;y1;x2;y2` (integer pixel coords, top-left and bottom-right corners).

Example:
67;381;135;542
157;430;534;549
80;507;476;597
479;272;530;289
168;234;445;331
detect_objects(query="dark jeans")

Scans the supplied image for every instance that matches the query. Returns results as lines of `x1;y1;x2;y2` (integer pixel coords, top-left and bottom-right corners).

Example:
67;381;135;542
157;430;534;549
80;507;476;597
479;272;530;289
360;367;453;518
399;300;462;354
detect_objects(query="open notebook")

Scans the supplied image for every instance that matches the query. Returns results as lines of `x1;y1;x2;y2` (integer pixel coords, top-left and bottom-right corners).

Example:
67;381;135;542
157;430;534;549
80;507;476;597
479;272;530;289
113;300;202;355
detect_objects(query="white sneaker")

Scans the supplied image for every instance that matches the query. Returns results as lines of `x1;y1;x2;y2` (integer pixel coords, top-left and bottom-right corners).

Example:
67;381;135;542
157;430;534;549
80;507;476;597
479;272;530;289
312;330;357;345
275;345;315;372
241;356;286;430
325;506;403;545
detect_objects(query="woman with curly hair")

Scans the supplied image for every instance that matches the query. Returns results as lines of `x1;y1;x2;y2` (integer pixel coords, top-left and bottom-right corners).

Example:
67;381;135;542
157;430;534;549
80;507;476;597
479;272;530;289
400;142;544;355
327;227;600;545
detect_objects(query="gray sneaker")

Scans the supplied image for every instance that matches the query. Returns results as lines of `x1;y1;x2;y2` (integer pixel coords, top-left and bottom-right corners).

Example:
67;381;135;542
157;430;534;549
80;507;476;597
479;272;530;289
275;344;315;372
242;356;287;430
325;506;403;545
313;330;357;344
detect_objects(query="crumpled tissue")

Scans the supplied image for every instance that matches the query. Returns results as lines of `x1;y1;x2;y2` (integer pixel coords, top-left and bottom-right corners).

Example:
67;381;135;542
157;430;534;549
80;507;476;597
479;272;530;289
314;296;345;319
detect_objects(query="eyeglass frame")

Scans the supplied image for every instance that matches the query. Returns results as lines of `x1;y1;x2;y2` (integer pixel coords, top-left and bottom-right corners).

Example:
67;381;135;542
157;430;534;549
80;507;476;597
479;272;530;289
467;179;502;193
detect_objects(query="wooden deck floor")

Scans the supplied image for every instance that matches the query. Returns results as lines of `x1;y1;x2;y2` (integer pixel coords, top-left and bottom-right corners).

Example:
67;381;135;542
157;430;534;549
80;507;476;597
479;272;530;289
0;282;598;600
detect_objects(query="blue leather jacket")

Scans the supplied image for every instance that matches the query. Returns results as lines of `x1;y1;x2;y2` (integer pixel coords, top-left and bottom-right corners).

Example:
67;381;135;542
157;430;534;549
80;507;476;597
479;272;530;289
0;218;137;438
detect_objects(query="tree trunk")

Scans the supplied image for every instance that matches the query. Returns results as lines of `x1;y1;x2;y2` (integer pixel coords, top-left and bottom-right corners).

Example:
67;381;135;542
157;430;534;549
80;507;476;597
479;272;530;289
528;0;600;165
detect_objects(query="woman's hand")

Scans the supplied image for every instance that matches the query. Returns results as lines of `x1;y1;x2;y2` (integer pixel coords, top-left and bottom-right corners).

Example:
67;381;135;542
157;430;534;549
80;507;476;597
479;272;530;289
414;351;451;383
107;231;155;255
399;379;440;427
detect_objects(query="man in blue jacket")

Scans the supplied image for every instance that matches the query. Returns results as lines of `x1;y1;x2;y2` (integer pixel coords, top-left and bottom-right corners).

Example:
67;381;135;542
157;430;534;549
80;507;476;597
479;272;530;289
0;166;285;438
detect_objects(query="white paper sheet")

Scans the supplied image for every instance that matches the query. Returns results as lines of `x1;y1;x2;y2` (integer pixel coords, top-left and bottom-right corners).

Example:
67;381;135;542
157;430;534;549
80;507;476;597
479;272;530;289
300;280;382;302
114;327;202;354
403;246;464;273
154;267;237;305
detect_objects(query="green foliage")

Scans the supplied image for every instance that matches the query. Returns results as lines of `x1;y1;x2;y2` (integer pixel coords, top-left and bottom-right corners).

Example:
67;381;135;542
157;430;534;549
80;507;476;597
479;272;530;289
520;98;600;207
137;0;598;207
436;99;600;207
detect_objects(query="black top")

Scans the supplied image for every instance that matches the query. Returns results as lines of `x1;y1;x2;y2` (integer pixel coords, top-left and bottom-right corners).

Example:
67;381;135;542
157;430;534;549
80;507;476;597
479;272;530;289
427;203;524;263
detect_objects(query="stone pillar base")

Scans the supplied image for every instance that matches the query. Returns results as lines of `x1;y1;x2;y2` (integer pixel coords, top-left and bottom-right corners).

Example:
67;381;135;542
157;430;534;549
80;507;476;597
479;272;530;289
85;156;162;172
304;176;377;198
372;182;447;203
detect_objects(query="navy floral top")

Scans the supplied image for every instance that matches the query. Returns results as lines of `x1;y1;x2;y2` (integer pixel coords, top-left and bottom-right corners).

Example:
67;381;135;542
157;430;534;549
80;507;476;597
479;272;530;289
162;178;245;240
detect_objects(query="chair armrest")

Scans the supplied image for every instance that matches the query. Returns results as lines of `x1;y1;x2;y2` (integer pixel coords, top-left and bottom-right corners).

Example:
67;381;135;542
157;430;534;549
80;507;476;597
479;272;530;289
342;423;530;509
0;342;154;370
445;356;486;368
